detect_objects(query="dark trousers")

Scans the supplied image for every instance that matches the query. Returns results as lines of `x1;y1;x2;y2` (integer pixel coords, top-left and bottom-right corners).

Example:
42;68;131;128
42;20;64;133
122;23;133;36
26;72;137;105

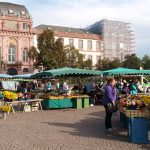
87;91;95;104
104;105;113;129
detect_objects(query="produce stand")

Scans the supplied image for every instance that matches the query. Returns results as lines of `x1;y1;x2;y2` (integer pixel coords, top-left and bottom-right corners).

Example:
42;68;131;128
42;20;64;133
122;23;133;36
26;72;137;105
42;98;73;109
41;94;89;109
119;95;150;144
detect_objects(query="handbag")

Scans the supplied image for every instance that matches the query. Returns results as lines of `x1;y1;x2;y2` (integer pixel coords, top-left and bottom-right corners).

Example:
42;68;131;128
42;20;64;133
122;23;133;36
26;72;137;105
107;101;118;113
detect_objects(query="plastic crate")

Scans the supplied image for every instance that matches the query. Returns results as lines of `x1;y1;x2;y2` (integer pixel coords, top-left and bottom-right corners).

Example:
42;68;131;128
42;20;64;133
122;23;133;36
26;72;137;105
128;118;148;144
82;97;89;108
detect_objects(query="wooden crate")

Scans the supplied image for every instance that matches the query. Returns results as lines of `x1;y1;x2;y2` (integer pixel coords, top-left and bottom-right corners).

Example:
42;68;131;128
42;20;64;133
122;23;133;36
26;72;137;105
124;109;149;118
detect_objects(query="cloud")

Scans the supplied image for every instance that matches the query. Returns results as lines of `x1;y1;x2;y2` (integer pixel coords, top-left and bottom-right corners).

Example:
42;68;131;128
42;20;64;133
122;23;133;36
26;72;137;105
1;0;150;57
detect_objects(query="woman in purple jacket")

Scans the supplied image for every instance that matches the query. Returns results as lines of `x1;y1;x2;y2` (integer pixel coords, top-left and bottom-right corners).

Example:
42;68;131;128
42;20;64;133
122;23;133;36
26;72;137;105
102;78;117;132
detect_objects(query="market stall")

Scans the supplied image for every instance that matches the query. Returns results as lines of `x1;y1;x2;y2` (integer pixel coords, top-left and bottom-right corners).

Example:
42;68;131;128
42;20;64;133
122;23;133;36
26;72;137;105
31;67;102;109
103;67;150;76
41;94;90;109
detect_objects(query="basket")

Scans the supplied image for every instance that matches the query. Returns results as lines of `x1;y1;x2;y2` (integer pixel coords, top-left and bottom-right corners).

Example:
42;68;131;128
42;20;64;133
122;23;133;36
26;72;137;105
124;109;149;118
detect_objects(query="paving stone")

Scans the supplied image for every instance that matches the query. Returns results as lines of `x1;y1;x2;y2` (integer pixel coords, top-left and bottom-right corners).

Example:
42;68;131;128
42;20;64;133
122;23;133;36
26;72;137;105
0;106;149;150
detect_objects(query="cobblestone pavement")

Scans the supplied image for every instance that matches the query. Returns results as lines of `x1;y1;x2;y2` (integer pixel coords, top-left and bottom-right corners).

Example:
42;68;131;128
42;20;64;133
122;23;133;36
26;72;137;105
0;106;150;150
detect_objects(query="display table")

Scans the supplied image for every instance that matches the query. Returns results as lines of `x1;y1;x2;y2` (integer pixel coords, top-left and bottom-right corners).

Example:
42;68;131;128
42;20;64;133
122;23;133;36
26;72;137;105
72;98;82;109
42;98;73;109
4;99;43;113
42;96;90;109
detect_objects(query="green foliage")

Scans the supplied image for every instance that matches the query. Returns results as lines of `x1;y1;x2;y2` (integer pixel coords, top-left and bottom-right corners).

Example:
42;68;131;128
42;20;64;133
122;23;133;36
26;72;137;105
96;58;120;70
64;45;92;69
142;54;150;69
28;46;38;60
83;59;92;70
35;29;67;70
123;53;141;69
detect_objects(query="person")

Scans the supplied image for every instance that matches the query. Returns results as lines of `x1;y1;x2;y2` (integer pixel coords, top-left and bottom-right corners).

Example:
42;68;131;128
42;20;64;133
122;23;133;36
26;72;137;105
121;83;129;95
116;80;122;94
56;81;60;92
63;81;69;93
95;82;103;104
45;81;52;92
129;80;138;95
86;80;95;106
102;78;117;133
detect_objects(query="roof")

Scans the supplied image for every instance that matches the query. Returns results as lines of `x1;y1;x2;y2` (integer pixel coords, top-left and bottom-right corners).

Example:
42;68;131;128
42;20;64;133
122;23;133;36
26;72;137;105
31;67;102;78
0;2;30;18
103;67;150;76
34;24;94;34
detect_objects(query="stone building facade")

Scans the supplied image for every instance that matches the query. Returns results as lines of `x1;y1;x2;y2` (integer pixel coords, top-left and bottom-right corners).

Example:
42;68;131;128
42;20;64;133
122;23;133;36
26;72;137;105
0;2;33;75
34;25;103;67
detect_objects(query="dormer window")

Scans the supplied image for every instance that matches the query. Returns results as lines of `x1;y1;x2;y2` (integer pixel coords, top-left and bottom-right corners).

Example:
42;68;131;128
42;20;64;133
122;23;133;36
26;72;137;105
21;11;25;15
8;9;13;14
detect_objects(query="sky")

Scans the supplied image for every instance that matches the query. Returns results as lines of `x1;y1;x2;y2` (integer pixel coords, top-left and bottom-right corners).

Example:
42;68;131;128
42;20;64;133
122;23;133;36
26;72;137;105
1;0;150;57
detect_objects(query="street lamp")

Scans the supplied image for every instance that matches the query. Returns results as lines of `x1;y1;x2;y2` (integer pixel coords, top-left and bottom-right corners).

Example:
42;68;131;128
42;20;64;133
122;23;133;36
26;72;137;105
120;43;124;67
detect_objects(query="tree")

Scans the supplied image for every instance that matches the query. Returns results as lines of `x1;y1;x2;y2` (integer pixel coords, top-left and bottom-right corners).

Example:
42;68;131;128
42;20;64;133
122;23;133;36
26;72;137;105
64;45;82;68
123;54;141;69
96;58;120;70
53;38;67;68
35;29;67;70
142;55;150;69
28;46;39;68
83;59;92;70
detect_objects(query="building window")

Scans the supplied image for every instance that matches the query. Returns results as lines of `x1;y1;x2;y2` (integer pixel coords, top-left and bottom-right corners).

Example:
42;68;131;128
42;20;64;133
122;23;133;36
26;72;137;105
96;41;101;51
21;11;25;15
8;46;16;63
87;40;92;50
69;39;74;46
23;48;28;62
23;68;29;73
8;9;13;14
78;40;83;49
87;55;92;60
23;23;28;30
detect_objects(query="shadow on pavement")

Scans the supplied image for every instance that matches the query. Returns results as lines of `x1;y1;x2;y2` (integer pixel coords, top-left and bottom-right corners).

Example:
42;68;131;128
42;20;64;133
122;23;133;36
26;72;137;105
41;108;150;148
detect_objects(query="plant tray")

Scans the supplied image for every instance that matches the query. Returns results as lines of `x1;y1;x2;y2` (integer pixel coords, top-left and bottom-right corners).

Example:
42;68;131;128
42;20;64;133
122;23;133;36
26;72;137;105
124;109;149;118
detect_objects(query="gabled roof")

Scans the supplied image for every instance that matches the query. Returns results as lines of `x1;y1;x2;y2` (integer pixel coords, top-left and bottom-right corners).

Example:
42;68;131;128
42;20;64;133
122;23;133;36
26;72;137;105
34;24;94;34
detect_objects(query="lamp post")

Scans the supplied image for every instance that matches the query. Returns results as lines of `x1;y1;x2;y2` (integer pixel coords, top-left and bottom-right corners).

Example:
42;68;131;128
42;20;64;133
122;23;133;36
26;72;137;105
120;43;124;67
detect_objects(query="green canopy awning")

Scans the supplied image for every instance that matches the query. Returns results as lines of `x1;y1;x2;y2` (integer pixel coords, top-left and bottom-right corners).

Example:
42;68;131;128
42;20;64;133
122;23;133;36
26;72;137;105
31;67;102;78
103;67;150;76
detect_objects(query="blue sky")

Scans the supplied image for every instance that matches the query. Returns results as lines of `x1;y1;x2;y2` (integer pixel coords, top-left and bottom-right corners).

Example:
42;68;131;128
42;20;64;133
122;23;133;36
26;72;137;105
2;0;150;57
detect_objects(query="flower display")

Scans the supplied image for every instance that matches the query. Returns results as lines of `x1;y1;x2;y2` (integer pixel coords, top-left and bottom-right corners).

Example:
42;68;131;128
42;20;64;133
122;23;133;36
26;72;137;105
0;105;11;112
120;95;146;110
140;95;150;104
2;91;18;101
